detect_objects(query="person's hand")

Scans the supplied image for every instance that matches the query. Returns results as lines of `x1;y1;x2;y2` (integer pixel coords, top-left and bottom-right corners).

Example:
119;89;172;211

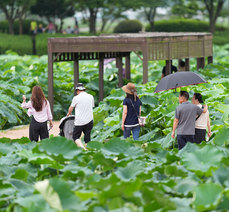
22;95;26;101
171;131;175;139
208;131;212;138
49;120;53;129
121;123;124;131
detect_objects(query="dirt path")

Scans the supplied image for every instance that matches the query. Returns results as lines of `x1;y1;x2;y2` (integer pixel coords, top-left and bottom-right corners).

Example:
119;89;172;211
0;121;60;139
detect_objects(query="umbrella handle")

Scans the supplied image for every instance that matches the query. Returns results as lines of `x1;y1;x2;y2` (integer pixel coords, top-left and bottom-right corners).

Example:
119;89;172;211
175;83;178;92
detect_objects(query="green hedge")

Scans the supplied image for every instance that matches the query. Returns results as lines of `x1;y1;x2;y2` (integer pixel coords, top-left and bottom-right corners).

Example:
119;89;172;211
113;20;142;33
0;20;45;35
145;19;226;32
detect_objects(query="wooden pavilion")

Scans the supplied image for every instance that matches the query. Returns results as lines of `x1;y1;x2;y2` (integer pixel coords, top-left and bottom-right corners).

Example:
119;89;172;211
48;32;213;112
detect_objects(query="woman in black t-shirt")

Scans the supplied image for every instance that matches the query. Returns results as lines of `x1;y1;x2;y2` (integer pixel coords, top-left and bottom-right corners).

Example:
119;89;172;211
121;83;142;140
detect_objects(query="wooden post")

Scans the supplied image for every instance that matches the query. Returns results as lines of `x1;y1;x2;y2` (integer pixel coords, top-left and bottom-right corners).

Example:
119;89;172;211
99;54;104;102
116;57;123;87
142;45;148;84
185;58;190;71
208;56;213;64
74;59;79;95
125;53;131;80
197;57;205;70
48;52;54;114
165;60;171;76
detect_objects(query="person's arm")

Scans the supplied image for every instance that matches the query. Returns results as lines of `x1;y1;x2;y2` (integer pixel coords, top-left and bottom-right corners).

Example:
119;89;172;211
172;118;179;139
21;95;32;109
46;101;53;128
67;97;77;116
139;106;141;116
67;106;74;116
207;114;212;138
203;105;208;113
122;105;127;131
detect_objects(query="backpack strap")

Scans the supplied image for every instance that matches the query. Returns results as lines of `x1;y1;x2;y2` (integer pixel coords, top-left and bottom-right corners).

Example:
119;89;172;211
196;105;204;121
129;99;139;119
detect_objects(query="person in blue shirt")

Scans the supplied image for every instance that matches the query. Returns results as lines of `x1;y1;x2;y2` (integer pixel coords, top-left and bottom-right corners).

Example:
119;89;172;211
122;83;142;140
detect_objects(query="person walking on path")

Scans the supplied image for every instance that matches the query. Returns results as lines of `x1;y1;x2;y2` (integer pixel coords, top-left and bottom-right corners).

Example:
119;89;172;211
122;83;142;140
67;83;94;149
171;91;207;150
192;93;212;143
21;85;53;142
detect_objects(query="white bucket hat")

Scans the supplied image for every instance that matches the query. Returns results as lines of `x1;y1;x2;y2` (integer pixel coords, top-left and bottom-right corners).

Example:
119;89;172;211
75;83;86;91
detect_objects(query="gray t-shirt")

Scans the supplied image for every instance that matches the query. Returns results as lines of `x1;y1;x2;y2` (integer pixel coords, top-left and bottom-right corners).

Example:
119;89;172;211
175;101;203;135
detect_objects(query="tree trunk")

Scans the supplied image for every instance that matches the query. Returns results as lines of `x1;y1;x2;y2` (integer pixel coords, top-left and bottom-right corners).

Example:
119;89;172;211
59;18;64;33
89;8;97;34
19;18;23;35
144;7;156;32
100;18;108;32
8;19;14;34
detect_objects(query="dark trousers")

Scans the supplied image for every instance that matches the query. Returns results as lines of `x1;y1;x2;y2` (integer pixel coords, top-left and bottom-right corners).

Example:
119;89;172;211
177;135;195;150
72;120;93;143
29;116;49;142
195;128;206;144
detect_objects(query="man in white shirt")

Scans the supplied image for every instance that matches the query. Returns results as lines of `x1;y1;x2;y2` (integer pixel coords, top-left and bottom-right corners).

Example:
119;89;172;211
67;83;94;148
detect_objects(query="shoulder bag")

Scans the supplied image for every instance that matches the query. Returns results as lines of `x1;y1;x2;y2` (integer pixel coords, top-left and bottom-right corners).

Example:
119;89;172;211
129;99;146;127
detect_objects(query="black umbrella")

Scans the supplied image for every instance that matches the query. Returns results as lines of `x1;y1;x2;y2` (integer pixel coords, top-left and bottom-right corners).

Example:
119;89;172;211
154;72;207;93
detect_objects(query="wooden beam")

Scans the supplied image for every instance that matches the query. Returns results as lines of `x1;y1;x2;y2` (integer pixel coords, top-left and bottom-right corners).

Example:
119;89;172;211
208;56;213;64
125;53;131;80
116;57;123;87
99;55;104;102
185;58;190;71
74;58;79;95
48;52;54;114
197;57;205;70
142;45;148;84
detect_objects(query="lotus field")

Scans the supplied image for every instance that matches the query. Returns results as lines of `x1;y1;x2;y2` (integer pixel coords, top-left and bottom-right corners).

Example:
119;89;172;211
0;45;229;211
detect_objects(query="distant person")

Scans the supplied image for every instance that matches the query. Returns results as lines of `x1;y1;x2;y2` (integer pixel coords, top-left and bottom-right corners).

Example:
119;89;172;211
192;93;212;143
47;22;55;34
74;17;79;34
122;83;142;140
37;24;44;33
171;91;207;150
66;26;73;34
30;20;37;35
161;60;178;78
21;86;53;142
178;60;186;72
67;83;94;149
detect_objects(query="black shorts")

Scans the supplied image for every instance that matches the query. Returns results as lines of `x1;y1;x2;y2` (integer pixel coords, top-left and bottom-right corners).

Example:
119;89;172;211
195;128;206;144
72;120;93;143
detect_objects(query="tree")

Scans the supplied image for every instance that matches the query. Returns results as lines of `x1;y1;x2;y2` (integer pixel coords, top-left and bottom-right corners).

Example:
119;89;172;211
0;0;19;34
171;0;199;18
123;0;168;32
202;0;226;33
99;2;127;32
17;0;36;34
75;0;106;34
0;0;36;35
31;0;75;32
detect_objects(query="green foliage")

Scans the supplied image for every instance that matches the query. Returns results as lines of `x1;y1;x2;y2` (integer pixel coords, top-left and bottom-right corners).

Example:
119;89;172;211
113;19;143;33
0;135;229;211
145;19;227;32
1;42;229;211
